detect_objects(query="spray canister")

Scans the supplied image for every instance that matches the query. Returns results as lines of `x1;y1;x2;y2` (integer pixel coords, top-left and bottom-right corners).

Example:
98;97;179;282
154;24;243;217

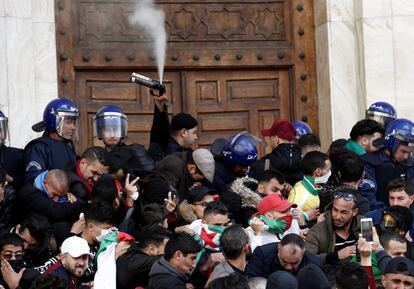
130;73;166;96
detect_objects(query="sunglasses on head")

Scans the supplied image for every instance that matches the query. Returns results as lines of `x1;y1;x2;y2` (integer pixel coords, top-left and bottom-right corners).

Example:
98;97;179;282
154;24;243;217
334;191;355;202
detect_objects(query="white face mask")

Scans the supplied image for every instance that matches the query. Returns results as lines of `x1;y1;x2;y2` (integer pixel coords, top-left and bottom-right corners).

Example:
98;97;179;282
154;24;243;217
314;170;332;184
96;229;112;242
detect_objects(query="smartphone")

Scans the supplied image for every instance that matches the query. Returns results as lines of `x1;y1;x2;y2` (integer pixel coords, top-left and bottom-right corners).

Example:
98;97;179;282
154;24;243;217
361;218;374;243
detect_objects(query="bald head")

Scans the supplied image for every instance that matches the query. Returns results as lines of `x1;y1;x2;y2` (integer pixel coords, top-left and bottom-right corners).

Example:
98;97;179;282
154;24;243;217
44;169;69;202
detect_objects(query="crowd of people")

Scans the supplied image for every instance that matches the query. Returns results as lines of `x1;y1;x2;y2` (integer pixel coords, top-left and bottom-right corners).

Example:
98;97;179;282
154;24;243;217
0;93;413;289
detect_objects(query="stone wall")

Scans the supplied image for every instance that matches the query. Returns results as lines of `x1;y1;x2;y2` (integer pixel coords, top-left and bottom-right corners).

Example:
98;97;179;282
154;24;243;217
315;0;414;149
0;0;57;148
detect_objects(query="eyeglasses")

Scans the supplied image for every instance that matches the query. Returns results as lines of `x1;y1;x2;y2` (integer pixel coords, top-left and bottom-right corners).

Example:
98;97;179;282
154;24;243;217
334;191;355;201
1;252;23;260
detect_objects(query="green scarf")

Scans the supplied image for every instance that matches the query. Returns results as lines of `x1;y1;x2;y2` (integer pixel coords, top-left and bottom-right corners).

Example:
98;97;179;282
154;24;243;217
301;176;320;196
344;140;366;156
249;215;287;235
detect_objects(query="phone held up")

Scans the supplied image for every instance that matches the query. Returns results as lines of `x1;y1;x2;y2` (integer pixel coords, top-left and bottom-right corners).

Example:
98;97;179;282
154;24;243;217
361;217;374;244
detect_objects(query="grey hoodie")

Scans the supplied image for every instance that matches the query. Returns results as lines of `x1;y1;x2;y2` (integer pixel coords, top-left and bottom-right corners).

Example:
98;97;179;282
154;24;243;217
146;257;189;289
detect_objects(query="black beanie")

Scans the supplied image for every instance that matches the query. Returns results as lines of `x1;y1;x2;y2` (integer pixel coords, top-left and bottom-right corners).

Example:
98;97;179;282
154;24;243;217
171;113;198;131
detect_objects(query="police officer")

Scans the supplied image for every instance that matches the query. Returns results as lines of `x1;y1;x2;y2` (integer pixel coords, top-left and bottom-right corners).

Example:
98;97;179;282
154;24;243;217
23;98;79;183
93;104;155;172
0;111;24;188
211;131;261;193
293;120;312;140
365;101;397;129
360;118;414;209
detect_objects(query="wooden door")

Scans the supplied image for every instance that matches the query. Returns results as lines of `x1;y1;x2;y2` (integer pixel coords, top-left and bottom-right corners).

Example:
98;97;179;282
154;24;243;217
55;0;318;154
185;69;291;149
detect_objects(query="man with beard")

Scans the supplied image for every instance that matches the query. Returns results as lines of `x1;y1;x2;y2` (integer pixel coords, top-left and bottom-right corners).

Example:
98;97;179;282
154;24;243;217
66;146;110;200
45;236;92;289
305;189;362;264
246;194;301;251
205;225;250;286
149;92;199;156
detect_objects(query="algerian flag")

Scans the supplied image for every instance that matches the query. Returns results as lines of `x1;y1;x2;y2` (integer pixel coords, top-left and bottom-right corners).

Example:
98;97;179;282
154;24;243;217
189;219;225;251
94;231;134;289
188;220;226;274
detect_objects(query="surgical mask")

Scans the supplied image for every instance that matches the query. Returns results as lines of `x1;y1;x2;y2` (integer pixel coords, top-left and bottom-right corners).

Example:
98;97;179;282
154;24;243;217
96;229;112;242
314;170;331;184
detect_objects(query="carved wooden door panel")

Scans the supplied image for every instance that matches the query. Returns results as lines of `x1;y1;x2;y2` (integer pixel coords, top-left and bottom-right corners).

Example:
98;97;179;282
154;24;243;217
185;70;291;151
55;0;318;153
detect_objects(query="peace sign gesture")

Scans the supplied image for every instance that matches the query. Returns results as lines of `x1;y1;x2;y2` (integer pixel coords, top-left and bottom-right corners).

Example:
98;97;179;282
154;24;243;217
164;191;177;214
124;173;140;201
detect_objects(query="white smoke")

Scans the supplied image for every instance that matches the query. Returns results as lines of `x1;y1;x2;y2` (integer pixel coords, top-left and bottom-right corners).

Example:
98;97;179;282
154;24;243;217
130;0;167;83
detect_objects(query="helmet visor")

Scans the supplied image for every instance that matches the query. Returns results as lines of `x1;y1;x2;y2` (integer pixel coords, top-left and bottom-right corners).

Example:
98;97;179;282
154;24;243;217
381;214;397;229
0;117;8;144
56;112;79;140
93;114;127;140
365;110;395;128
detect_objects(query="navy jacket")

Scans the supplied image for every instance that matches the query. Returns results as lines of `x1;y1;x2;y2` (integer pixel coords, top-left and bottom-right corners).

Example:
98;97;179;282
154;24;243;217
360;150;414;209
147;258;189;289
16;183;86;224
211;160;239;194
23;135;77;183
116;244;161;289
0;145;24;189
246;242;322;278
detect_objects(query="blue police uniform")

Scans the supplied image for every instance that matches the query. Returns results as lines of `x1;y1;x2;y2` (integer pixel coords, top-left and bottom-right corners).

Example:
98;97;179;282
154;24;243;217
0;145;24;188
23;135;77;183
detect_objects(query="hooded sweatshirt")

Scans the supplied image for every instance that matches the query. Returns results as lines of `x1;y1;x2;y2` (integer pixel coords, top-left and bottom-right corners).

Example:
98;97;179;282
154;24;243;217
147;257;189;289
249;143;303;186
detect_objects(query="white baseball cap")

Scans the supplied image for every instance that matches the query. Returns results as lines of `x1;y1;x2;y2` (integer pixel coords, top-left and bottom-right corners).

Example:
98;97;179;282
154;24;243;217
61;236;91;258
